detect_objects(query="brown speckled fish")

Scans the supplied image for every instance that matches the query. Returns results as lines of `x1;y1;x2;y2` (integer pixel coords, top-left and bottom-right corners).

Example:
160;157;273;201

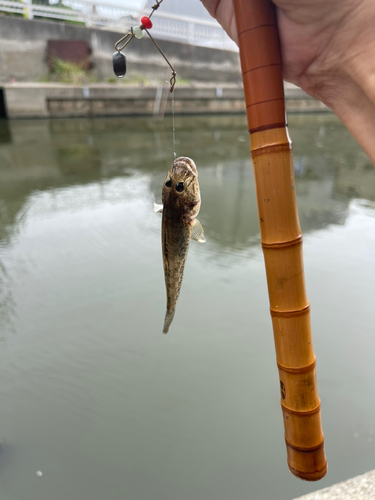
154;157;205;334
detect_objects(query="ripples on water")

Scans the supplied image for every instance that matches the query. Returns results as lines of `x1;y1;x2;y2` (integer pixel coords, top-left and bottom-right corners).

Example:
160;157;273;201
0;115;374;500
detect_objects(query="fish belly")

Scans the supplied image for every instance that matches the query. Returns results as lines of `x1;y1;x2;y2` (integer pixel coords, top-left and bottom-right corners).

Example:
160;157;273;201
162;217;191;333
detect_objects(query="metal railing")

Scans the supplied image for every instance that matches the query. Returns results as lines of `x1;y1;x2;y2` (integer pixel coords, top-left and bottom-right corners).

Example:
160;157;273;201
0;0;237;51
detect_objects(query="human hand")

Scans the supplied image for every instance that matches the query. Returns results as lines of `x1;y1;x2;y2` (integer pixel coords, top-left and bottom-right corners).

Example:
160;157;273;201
201;0;375;164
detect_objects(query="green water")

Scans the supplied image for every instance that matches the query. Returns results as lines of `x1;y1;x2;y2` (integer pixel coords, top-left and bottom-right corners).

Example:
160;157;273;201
0;115;374;500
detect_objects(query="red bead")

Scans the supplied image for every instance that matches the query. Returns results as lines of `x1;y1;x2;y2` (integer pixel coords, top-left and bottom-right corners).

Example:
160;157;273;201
141;16;152;29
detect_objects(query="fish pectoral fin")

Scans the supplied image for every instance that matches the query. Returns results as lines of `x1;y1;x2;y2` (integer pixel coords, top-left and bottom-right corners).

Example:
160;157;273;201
153;202;163;214
191;219;206;243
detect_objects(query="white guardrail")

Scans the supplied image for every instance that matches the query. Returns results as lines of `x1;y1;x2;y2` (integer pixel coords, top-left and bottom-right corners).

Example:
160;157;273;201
0;0;237;51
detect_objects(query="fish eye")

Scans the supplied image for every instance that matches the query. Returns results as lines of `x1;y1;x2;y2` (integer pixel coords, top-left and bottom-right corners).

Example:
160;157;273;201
165;178;172;188
175;182;185;192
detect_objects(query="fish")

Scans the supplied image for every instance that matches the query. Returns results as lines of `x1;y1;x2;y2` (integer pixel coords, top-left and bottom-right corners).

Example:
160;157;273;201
154;156;205;334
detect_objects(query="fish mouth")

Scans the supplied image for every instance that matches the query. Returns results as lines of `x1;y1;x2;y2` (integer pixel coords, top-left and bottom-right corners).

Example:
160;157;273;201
173;157;198;177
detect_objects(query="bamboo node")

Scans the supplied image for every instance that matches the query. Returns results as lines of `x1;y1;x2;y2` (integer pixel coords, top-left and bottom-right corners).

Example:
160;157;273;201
238;23;277;37
288;463;328;482
281;400;321;417
262;234;302;249
247;97;285;111
243;62;282;77
251;143;291;157
270;303;310;318
248;123;287;135
285;437;325;453
277;357;316;374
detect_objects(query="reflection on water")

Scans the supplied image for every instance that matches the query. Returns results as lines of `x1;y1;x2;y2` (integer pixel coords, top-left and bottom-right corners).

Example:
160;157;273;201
1;115;373;249
0;115;374;500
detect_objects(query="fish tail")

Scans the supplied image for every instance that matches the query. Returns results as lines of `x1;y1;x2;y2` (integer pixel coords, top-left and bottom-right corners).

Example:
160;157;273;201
163;308;175;334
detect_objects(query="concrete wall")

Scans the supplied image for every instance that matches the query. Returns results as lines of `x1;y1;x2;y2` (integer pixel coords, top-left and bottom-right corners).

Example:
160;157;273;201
293;469;375;500
1;83;246;118
0;17;241;84
1;82;329;119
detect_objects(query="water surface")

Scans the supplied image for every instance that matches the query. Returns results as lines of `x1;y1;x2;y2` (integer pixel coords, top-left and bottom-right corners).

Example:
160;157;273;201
0;114;374;500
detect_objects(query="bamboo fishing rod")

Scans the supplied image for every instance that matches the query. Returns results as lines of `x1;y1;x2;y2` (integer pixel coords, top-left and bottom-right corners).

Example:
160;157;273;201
233;0;327;481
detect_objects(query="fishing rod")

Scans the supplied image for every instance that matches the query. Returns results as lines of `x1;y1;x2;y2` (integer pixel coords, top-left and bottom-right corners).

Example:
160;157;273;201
232;0;327;481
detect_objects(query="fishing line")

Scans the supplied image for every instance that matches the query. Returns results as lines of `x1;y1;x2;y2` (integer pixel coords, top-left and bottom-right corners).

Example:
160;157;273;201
171;89;176;159
112;1;177;160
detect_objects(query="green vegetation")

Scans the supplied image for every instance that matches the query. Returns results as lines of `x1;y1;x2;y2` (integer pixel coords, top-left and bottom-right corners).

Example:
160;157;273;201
42;58;96;84
0;0;85;25
0;0;24;17
38;61;191;86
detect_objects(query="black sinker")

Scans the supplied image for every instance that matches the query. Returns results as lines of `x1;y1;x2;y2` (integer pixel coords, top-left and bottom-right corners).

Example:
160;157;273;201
113;51;126;78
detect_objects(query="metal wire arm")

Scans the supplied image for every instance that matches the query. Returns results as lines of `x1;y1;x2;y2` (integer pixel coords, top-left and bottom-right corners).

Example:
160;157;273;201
114;0;176;92
144;28;176;92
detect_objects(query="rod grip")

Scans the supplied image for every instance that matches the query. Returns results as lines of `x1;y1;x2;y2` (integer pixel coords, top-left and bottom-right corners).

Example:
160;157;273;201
234;0;285;133
233;0;327;480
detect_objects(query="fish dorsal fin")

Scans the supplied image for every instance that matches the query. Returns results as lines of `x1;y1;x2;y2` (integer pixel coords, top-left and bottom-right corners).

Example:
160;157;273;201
154;202;163;214
191;219;206;243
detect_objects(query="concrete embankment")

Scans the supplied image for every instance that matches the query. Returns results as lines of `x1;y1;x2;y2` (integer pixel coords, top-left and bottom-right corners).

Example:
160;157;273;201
1;82;329;119
0;17;330;118
293;469;375;500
